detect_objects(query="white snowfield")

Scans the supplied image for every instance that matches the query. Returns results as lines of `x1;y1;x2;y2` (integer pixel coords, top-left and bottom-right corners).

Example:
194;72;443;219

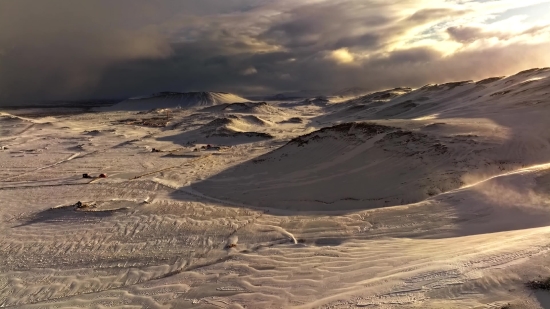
2;68;550;308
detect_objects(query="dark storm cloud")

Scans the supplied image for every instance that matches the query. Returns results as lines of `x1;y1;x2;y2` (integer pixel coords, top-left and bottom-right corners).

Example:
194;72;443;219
260;2;391;51
93;40;550;99
383;47;442;64
0;0;549;105
0;0;175;104
0;0;271;104
332;33;382;50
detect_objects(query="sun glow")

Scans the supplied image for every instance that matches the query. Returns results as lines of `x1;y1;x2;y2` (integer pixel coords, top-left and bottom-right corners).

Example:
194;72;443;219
329;48;355;64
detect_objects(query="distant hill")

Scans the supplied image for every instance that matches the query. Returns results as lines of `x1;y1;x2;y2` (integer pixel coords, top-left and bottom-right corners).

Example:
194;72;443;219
108;91;249;111
332;87;370;98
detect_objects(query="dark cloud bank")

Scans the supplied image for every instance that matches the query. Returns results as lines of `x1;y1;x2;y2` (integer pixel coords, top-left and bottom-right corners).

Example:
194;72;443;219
0;0;549;106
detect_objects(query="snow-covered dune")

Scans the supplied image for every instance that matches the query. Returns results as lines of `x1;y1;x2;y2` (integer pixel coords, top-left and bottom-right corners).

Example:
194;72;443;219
192;121;532;211
3;68;550;308
318;67;550;124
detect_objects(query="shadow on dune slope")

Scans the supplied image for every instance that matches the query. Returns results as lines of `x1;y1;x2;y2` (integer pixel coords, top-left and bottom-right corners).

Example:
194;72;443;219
164;121;550;240
164;69;550;240
174;122;527;213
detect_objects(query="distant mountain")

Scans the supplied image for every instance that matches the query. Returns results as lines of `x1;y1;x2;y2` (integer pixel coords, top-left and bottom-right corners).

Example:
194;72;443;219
109;91;249;111
332;87;370;98
260;87;372;101
258;90;326;101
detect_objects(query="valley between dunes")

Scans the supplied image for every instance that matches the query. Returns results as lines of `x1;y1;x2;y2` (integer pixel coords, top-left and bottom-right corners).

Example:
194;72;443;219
2;68;550;308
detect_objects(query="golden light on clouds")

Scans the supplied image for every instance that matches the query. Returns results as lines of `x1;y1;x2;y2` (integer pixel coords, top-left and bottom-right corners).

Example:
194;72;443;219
329;48;355;64
1;0;550;102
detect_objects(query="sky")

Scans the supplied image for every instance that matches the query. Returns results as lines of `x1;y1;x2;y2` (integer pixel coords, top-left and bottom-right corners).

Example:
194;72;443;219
0;0;549;105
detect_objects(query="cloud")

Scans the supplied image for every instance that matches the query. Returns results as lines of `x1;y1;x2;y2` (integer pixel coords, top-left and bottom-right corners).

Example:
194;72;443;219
1;0;550;104
447;23;550;44
328;48;355;64
241;67;258;75
0;0;173;104
447;26;487;43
